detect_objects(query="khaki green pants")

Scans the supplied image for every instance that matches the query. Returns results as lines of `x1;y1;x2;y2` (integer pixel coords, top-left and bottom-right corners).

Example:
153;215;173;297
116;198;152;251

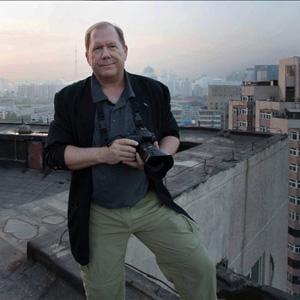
80;191;216;300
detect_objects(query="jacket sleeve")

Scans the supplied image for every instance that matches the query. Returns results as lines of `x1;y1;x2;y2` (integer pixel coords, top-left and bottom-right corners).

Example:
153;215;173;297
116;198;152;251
44;92;74;170
160;84;180;139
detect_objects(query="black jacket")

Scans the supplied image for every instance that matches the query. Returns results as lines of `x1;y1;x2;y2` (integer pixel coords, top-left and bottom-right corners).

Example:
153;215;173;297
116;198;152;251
44;72;189;265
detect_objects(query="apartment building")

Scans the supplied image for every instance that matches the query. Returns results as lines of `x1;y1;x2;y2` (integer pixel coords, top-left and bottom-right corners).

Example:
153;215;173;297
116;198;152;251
228;80;279;132
253;57;300;296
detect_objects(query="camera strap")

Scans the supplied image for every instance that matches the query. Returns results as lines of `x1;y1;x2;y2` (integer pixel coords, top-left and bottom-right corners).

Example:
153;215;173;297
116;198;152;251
96;101;109;145
95;96;145;146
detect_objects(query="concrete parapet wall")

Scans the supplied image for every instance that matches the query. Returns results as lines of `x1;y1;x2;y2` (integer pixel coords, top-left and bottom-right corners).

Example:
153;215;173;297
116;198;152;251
126;137;289;292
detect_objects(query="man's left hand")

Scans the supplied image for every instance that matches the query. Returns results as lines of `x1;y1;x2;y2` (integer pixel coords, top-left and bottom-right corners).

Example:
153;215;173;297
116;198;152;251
122;153;144;170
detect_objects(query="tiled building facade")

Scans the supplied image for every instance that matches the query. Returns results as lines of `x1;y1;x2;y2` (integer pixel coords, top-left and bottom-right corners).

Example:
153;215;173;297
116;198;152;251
229;56;300;296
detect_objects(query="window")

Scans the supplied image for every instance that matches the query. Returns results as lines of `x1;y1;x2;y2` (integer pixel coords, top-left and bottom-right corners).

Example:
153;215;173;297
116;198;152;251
289;131;299;141
290;148;298;156
260;112;272;120
260;126;269;133
289;179;300;188
239;121;247;127
289;179;297;188
247;254;265;284
241;95;254;102
289;164;298;172
289;195;300;205
289;210;300;221
242;108;248;115
288;243;300;254
286;87;295;101
286;65;295;77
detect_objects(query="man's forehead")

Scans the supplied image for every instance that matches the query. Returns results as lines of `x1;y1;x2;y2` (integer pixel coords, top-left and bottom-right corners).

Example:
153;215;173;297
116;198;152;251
90;25;119;41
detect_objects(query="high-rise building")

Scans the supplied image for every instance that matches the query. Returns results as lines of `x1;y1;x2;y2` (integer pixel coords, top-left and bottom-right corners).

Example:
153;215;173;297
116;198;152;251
235;56;300;296
254;101;300;297
279;56;300;101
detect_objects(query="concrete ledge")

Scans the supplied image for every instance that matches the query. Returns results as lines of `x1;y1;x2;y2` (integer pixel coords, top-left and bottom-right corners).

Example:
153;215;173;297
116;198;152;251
27;232;296;300
27;231;178;300
217;261;296;300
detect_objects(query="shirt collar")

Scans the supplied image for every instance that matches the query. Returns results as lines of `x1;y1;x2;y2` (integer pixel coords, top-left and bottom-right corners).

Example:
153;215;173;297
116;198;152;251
91;71;135;104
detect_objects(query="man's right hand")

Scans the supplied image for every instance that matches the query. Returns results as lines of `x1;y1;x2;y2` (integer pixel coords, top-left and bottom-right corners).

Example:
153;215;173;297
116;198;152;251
64;139;138;170
105;138;138;165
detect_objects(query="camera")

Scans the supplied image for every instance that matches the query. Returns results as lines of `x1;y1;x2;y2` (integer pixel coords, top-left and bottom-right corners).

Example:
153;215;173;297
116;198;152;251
111;127;174;180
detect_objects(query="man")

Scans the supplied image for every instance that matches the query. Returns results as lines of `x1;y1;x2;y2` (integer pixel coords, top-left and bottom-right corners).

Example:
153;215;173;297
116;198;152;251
44;21;216;300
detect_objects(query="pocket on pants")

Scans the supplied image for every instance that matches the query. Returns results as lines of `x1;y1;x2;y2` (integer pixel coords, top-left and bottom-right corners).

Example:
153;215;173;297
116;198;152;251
180;214;200;233
164;212;200;236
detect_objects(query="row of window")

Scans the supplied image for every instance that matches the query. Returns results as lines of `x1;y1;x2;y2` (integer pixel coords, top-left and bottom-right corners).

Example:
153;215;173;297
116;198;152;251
199;116;222;120
241;95;254;102
233;108;253;115
260;112;272;120
237;121;253;128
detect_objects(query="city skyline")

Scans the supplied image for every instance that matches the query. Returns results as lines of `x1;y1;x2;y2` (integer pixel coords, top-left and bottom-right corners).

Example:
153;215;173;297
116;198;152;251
1;1;300;81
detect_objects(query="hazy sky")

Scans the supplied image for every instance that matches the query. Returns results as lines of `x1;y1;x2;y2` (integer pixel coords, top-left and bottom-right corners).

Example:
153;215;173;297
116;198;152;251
1;1;300;81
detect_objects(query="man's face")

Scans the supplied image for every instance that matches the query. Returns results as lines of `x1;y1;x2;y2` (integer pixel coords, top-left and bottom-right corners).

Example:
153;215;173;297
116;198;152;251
86;26;128;82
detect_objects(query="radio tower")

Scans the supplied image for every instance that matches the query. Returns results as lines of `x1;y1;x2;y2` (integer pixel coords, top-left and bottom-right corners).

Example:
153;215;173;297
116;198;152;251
74;46;78;80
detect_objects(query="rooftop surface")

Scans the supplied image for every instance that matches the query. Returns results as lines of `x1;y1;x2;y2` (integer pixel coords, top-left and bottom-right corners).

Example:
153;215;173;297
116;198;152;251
0;123;294;299
0;122;286;199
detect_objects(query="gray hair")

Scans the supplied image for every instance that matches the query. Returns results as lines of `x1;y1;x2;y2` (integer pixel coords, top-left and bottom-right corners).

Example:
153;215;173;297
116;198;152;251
85;21;126;51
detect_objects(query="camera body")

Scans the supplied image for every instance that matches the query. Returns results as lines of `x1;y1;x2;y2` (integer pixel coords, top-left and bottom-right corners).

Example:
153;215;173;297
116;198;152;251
110;127;174;180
